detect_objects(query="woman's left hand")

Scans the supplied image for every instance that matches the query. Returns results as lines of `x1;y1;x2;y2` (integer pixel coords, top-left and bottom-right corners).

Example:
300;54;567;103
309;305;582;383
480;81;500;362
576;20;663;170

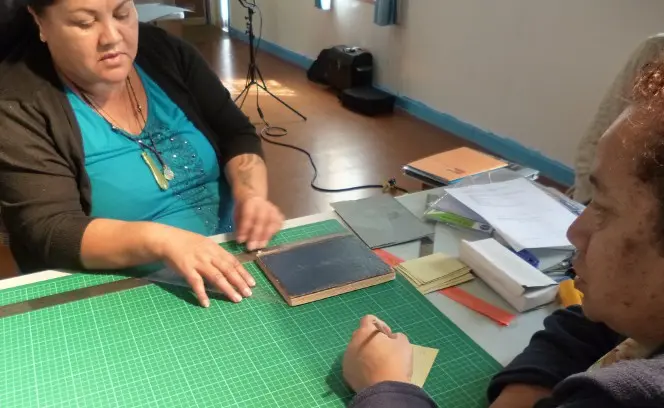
234;195;284;251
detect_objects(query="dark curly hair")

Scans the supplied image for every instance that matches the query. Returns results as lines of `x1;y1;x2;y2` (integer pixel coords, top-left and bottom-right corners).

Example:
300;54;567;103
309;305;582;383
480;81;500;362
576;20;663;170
631;61;664;248
0;0;56;61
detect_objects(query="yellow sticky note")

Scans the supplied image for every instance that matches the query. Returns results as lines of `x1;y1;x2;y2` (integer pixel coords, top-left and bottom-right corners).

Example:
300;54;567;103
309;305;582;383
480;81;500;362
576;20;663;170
411;345;439;387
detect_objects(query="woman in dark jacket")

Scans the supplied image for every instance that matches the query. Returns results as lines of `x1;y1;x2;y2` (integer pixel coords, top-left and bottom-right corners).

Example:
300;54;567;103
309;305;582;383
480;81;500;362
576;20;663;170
0;0;284;307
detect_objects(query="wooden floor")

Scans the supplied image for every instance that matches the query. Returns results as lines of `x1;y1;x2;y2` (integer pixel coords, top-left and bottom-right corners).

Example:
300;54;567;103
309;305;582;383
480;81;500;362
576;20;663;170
0;25;563;280
188;25;505;214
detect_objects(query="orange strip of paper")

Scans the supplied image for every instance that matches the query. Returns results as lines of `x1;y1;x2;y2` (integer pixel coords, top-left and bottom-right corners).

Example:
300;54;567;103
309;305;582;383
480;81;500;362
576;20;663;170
558;279;583;307
373;249;404;267
440;287;516;326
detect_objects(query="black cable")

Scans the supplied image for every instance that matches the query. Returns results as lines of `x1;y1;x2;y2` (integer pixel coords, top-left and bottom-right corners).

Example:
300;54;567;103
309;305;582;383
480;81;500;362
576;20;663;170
242;1;408;195
258;125;407;194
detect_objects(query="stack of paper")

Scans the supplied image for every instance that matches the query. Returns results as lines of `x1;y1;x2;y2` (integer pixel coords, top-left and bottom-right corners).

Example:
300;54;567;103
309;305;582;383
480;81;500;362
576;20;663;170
459;238;559;312
396;253;474;294
447;178;577;251
425;193;494;234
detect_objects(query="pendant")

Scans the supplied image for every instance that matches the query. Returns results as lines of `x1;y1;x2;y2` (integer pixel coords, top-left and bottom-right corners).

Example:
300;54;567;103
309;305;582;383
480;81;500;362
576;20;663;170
163;165;175;181
141;151;169;190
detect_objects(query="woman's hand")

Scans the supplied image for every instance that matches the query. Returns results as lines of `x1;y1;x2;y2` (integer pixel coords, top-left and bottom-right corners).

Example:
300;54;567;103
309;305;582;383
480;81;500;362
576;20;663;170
158;227;256;308
342;315;414;392
234;195;284;251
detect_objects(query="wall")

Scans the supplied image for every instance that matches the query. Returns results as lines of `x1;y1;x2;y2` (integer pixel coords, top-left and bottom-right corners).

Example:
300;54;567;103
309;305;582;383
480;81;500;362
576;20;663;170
229;0;664;182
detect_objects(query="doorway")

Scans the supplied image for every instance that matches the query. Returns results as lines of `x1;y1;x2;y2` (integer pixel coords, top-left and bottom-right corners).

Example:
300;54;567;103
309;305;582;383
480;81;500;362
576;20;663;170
174;0;208;25
221;0;230;31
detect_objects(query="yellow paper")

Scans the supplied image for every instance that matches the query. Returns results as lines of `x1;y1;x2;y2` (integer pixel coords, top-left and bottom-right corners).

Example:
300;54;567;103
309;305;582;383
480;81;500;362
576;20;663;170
558;279;582;307
398;262;474;294
411;345;439;387
400;253;468;284
417;273;475;294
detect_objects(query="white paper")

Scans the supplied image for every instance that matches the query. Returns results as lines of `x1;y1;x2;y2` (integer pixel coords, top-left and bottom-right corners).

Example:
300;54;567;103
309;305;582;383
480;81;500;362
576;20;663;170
460;239;559;312
432;194;488;222
448;178;576;250
135;3;189;22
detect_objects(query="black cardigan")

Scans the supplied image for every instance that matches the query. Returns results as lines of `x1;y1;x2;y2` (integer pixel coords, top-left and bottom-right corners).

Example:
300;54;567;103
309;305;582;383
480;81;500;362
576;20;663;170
0;24;264;273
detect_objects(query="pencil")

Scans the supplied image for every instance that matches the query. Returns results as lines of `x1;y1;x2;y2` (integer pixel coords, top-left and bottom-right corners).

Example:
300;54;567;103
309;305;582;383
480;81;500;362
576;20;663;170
373;320;397;339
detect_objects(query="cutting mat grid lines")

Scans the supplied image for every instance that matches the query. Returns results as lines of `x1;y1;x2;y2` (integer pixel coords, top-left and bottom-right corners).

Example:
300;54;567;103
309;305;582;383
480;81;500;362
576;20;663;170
146;289;209;408
0;220;502;407
115;287;165;407
249;292;353;403
211;301;292;407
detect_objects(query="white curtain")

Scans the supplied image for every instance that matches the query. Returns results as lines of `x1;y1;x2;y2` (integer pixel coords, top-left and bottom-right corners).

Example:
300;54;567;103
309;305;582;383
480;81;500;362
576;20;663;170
374;0;398;26
315;0;332;11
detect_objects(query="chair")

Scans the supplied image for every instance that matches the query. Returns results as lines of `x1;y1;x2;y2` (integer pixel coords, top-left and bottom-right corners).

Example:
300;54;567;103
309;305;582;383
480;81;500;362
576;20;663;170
0;207;17;278
0;207;8;247
571;34;664;204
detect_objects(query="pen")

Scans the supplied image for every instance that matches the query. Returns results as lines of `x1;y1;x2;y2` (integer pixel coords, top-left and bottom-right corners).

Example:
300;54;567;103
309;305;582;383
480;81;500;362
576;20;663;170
556;197;584;216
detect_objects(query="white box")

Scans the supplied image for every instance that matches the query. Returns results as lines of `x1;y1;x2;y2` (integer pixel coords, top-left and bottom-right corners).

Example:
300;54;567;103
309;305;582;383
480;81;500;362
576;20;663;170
459;238;559;312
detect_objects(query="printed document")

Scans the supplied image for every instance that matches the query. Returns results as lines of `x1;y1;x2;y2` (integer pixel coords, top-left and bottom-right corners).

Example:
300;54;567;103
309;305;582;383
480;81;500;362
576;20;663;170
447;178;576;250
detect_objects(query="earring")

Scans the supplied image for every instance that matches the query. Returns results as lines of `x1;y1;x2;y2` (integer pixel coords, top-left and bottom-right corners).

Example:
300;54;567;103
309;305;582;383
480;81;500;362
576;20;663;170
39;32;46;43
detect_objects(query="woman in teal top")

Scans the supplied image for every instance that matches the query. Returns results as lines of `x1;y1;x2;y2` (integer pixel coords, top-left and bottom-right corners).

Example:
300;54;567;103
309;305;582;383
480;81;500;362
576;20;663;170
66;65;236;238
0;1;284;308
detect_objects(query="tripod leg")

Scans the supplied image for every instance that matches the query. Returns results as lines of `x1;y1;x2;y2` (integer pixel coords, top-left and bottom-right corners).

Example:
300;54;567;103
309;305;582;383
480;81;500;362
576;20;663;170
255;65;269;88
238;83;252;109
253;65;306;120
258;84;307;121
244;66;252;88
234;86;249;104
234;66;254;103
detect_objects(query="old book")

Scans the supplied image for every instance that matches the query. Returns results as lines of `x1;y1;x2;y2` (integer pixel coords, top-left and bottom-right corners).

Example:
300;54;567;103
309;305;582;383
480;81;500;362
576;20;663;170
256;234;395;306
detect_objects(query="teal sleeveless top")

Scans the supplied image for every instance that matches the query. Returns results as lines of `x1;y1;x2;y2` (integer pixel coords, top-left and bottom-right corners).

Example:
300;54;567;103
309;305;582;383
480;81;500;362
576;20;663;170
66;65;234;237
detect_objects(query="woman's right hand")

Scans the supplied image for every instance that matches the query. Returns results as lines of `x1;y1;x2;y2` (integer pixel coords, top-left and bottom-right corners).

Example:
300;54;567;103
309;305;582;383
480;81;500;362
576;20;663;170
157;228;256;308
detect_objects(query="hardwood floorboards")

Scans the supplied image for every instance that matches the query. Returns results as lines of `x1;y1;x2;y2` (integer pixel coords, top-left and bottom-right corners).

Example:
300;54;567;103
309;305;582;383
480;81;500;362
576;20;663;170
0;24;566;280
184;26;489;215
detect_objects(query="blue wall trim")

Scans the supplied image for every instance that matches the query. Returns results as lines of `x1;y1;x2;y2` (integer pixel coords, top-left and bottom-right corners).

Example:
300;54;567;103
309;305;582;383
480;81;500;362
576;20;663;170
229;27;314;71
228;27;575;186
392;95;575;186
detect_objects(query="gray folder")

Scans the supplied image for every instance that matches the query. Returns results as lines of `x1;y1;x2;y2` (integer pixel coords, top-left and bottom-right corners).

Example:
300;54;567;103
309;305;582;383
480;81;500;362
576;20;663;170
331;195;433;249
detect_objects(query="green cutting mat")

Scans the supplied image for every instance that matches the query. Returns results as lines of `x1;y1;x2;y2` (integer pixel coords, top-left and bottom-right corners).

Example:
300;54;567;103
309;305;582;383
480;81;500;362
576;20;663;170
0;220;502;407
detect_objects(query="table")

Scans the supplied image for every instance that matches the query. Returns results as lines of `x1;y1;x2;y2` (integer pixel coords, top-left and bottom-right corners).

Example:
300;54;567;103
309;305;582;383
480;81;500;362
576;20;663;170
135;3;187;23
392;188;558;366
0;187;556;368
